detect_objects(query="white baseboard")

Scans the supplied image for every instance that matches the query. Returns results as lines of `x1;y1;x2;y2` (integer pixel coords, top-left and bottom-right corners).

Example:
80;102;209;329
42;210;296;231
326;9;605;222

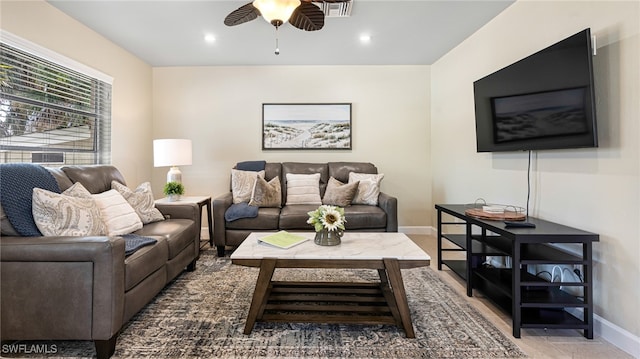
594;312;640;357
399;226;434;235
565;307;639;357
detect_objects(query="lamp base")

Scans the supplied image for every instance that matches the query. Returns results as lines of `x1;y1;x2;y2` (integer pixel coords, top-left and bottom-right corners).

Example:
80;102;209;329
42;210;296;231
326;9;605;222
167;166;182;183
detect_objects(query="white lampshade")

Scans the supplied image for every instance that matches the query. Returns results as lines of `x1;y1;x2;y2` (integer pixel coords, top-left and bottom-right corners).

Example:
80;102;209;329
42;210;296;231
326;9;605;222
253;0;300;26
153;139;192;183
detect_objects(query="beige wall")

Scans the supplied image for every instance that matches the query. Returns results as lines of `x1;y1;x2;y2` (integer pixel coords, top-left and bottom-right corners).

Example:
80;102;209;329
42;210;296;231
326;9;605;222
152;66;431;227
4;0;638;351
0;0;154;186
431;0;639;343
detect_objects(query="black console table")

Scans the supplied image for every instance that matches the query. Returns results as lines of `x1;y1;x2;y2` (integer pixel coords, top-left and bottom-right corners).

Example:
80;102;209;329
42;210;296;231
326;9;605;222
435;204;599;338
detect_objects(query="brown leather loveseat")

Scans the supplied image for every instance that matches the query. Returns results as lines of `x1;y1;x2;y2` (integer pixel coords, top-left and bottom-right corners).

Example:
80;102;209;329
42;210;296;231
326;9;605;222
213;162;397;256
0;165;201;358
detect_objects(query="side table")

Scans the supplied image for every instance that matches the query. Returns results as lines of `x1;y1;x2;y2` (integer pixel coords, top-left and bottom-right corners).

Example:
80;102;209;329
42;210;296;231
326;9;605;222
155;196;213;249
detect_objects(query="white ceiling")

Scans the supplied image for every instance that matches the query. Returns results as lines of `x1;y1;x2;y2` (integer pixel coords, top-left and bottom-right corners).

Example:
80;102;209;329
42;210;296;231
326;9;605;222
47;0;514;67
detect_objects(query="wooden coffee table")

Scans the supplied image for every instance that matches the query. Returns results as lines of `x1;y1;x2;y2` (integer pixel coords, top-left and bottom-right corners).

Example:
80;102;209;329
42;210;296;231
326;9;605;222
230;232;431;338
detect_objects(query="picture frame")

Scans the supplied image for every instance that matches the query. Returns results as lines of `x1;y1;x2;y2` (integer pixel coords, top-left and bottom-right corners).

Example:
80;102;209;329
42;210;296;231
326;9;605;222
262;103;352;150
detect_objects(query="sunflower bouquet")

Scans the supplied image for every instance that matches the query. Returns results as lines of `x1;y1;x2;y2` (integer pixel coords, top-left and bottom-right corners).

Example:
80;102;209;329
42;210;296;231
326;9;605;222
307;205;346;232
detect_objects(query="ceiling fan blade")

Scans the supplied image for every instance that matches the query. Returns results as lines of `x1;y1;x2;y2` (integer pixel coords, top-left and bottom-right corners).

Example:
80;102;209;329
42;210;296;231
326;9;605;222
224;3;260;26
301;0;350;3
289;2;325;31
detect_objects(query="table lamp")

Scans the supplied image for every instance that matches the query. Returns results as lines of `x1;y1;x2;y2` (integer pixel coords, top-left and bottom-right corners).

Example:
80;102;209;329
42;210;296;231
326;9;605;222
153;139;192;183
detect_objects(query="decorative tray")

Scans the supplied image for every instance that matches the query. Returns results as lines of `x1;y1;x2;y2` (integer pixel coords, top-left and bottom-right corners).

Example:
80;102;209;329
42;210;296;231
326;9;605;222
464;199;526;221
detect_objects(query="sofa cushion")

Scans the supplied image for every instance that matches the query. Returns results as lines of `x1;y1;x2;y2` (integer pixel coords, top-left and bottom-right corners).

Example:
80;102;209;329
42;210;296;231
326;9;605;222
279;204;322;230
62;165;126;194
342;205;387;229
135;219;195;260
349;173;384;206
226;207;280;230
0;205;19;236
328;162;378;183
124;236;168;291
285;173;322;205
231;169;265;204
46;167;74;192
32;183;105;236
322;177;359;207
111;181;165;224
249;176;282;208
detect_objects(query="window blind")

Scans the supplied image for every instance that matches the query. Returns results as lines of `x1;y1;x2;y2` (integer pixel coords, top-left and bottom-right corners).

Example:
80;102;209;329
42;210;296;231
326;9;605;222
0;42;111;165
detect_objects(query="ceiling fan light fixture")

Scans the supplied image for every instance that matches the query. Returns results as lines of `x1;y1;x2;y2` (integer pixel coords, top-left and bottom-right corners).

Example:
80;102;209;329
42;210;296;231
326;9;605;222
252;0;301;27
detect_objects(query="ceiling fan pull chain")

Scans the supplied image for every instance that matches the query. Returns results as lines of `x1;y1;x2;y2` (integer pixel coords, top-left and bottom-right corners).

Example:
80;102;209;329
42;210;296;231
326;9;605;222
274;27;280;55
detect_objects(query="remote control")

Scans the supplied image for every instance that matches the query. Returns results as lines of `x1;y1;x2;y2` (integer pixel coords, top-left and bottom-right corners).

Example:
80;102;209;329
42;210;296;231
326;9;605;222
504;221;536;228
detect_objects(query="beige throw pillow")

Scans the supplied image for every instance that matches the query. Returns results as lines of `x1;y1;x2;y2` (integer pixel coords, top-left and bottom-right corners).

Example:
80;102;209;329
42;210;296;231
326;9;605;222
112;181;164;224
349;173;384;205
322;177;359;207
285;173;322;205
249;176;282;208
32;182;106;236
92;189;143;236
231;169;265;204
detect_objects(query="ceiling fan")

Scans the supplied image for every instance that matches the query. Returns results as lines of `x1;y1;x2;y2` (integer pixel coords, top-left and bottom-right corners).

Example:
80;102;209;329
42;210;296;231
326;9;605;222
224;0;350;31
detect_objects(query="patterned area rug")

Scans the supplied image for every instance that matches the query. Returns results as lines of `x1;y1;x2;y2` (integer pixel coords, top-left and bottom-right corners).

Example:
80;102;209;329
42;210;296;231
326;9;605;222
6;249;526;358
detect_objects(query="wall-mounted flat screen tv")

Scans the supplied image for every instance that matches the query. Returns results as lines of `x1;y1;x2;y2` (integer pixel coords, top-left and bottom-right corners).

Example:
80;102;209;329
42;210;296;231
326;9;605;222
473;28;597;152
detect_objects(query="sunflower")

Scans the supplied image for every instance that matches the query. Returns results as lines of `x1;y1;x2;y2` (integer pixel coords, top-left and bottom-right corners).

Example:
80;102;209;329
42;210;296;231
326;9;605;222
307;205;346;232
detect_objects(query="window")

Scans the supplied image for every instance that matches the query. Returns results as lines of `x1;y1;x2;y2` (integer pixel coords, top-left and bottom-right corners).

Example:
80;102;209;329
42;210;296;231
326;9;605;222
0;32;112;165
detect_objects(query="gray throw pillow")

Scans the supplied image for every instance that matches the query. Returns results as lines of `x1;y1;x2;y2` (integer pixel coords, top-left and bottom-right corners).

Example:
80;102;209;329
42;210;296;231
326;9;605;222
249;176;282;208
322;177;359;207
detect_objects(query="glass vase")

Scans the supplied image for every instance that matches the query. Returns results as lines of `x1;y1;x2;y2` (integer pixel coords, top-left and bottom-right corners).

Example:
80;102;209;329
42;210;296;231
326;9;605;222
314;228;342;246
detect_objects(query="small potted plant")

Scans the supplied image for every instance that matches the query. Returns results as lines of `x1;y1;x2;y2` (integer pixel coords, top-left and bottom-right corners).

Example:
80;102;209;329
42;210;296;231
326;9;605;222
163;181;185;202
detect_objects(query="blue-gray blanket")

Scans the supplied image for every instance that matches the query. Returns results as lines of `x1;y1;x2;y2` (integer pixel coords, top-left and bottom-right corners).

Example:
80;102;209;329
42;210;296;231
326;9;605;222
225;202;259;222
122;234;158;256
0;163;60;236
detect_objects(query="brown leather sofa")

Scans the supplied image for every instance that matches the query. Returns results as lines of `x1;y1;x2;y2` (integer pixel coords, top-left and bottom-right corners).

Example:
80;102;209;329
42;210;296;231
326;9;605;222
0;165;200;359
213;162;397;256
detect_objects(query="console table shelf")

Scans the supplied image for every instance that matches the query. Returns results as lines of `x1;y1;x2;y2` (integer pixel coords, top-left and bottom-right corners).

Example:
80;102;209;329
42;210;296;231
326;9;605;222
435;204;599;338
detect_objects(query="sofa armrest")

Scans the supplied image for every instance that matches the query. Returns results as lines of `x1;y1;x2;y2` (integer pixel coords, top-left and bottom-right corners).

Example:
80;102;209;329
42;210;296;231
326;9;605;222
212;192;233;250
0;235;125;341
378;192;398;232
155;202;199;222
155;202;201;260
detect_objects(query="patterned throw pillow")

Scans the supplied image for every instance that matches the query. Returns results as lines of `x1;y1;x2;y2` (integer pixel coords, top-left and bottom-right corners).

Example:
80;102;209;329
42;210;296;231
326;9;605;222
348;173;384;206
111;181;164;224
322;177;359;207
231;169;265;204
92;190;143;236
285;173;322;205
249;176;282;208
32;182;106;236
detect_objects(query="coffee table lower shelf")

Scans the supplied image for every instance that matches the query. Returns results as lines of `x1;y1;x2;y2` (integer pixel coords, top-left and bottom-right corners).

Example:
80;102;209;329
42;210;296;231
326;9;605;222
259;281;399;326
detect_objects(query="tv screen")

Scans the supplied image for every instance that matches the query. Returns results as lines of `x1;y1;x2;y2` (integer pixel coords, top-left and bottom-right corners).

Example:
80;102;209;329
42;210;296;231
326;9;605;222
474;29;597;152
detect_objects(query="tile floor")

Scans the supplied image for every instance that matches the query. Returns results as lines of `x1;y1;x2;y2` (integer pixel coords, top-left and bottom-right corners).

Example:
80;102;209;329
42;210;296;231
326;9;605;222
409;234;633;359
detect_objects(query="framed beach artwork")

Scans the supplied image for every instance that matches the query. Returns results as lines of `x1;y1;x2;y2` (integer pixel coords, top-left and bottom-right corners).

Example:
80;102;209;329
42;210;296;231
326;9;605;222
262;103;352;150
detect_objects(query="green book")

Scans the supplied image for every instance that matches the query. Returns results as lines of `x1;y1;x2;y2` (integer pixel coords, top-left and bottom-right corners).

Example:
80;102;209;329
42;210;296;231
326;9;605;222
257;231;309;249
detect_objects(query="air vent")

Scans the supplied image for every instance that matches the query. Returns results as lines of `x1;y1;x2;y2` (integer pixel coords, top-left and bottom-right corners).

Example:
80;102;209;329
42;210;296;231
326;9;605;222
32;152;64;164
313;0;353;17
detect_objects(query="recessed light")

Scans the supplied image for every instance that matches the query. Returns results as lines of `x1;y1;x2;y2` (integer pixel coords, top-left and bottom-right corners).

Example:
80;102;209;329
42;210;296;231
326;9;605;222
204;34;216;44
359;34;371;44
